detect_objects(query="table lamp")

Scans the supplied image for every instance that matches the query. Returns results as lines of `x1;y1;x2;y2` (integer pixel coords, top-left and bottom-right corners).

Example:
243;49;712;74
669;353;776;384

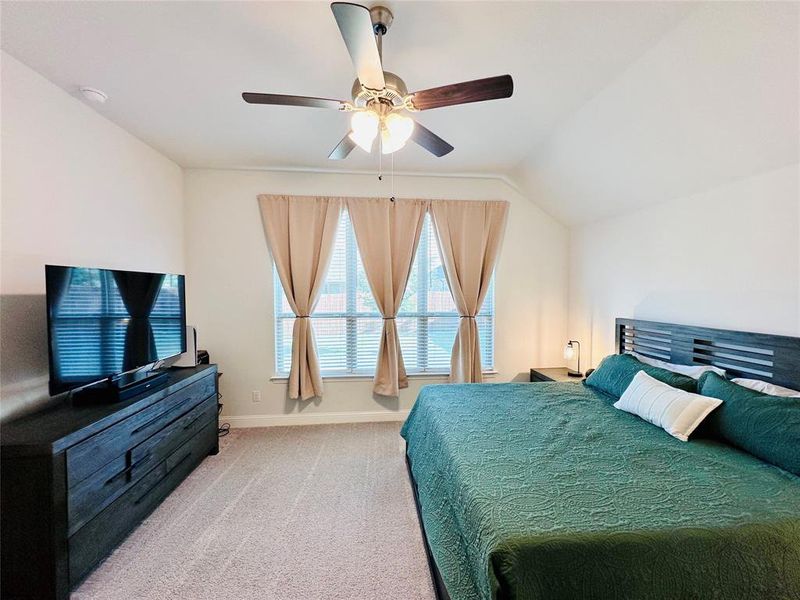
564;340;583;377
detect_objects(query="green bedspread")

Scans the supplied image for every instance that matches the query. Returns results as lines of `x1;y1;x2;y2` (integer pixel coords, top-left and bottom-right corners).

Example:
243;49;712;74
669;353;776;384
400;383;800;600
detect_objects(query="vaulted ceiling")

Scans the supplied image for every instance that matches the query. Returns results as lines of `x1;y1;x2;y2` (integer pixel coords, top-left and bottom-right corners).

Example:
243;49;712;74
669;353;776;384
2;1;797;225
514;2;799;224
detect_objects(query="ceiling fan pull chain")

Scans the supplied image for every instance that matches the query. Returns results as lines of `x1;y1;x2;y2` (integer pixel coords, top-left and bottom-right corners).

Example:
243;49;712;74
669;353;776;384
390;151;395;202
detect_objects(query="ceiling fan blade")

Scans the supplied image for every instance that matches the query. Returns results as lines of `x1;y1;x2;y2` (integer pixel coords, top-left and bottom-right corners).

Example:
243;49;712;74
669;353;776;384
328;134;357;160
331;3;385;91
409;75;513;111
411;122;454;157
242;93;345;110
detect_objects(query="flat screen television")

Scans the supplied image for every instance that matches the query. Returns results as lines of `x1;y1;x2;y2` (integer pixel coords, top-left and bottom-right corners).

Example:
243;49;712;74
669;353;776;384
46;265;187;395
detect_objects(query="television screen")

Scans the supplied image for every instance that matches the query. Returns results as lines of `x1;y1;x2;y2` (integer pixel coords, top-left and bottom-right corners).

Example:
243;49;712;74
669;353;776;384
46;265;186;395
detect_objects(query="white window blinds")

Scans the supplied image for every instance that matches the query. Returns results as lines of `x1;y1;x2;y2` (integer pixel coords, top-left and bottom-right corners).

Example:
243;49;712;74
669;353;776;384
274;210;494;376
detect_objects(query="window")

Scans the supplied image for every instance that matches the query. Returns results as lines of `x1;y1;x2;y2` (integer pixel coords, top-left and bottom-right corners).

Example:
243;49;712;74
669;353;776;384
274;210;494;376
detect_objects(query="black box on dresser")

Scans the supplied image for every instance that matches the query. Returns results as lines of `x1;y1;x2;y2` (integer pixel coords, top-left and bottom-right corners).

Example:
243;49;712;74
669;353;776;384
1;364;219;600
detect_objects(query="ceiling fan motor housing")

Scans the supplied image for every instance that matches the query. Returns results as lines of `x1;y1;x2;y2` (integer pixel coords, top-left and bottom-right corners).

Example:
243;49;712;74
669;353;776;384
351;71;408;108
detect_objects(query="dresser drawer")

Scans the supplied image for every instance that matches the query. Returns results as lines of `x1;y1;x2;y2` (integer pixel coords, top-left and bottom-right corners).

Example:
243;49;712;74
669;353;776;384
130;394;218;468
67;394;218;535
66;374;216;486
68;419;218;587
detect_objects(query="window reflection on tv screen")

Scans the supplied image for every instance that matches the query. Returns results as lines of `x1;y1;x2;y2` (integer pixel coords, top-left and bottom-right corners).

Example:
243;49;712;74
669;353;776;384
46;265;186;394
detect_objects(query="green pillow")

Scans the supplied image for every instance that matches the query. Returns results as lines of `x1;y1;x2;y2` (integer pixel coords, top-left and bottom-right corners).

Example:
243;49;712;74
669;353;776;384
584;353;697;399
698;372;800;476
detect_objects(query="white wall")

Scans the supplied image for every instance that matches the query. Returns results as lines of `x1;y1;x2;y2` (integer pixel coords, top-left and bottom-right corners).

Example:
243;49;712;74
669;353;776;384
0;52;185;420
569;164;800;367
184;168;569;424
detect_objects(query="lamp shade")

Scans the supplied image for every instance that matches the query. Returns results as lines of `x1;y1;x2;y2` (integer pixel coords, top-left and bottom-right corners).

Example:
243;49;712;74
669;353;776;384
349;110;379;152
380;113;415;154
564;342;575;360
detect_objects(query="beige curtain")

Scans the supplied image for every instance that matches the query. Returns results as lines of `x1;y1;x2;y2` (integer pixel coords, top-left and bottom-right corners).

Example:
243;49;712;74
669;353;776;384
430;200;509;383
347;198;429;396
258;194;343;400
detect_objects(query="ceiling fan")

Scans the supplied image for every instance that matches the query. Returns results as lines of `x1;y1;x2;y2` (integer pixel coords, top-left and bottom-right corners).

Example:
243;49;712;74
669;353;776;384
242;2;514;160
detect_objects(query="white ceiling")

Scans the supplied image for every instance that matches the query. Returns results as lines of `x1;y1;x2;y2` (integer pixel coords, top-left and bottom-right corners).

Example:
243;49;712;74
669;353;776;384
514;1;800;225
1;1;694;179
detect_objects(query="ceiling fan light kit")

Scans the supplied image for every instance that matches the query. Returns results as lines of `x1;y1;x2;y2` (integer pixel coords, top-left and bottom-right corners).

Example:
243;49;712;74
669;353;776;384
242;2;514;160
348;98;415;154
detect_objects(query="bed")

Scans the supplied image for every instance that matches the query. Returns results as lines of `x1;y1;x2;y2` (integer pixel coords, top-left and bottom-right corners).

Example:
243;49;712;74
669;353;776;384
401;319;800;600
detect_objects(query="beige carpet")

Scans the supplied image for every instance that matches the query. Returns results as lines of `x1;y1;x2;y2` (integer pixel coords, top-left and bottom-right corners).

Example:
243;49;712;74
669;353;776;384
73;423;436;600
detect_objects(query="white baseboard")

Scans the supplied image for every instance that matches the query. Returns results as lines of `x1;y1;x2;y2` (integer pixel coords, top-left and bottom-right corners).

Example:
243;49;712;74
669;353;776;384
225;409;411;428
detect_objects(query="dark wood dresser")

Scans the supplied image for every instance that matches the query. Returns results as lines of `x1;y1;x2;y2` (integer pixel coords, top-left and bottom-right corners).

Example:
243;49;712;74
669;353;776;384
1;365;219;600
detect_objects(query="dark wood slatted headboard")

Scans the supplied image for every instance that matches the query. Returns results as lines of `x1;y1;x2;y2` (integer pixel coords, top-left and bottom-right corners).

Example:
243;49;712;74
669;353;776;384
615;318;800;391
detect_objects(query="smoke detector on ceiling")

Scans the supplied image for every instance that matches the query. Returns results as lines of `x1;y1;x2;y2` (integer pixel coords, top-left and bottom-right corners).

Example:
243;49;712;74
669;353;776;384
79;86;108;104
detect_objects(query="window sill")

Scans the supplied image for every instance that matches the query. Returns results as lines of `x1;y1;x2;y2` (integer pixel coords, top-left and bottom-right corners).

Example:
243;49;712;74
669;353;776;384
270;371;498;383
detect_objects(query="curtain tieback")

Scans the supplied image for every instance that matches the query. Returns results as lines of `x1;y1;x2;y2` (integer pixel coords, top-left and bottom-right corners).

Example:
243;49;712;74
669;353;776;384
459;315;477;319
296;315;310;319
383;316;396;320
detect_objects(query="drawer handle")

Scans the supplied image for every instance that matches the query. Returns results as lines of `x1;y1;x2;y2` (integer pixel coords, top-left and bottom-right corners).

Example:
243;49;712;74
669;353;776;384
181;412;205;431
132;452;192;505
104;453;151;486
130;395;202;436
130;413;169;436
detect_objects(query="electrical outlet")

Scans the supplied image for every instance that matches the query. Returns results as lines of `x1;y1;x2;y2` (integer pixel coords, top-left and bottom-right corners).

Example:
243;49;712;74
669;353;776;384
252;390;261;403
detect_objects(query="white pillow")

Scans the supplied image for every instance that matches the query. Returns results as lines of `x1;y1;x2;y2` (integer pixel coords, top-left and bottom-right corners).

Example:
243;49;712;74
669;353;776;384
629;351;726;379
731;378;800;398
614;371;722;441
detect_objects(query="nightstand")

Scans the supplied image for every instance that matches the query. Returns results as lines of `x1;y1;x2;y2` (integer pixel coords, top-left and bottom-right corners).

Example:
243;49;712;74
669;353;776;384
529;367;584;383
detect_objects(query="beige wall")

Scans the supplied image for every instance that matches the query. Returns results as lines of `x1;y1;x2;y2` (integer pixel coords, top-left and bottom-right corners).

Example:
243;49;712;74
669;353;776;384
184;168;569;425
568;164;800;368
0;52;185;420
